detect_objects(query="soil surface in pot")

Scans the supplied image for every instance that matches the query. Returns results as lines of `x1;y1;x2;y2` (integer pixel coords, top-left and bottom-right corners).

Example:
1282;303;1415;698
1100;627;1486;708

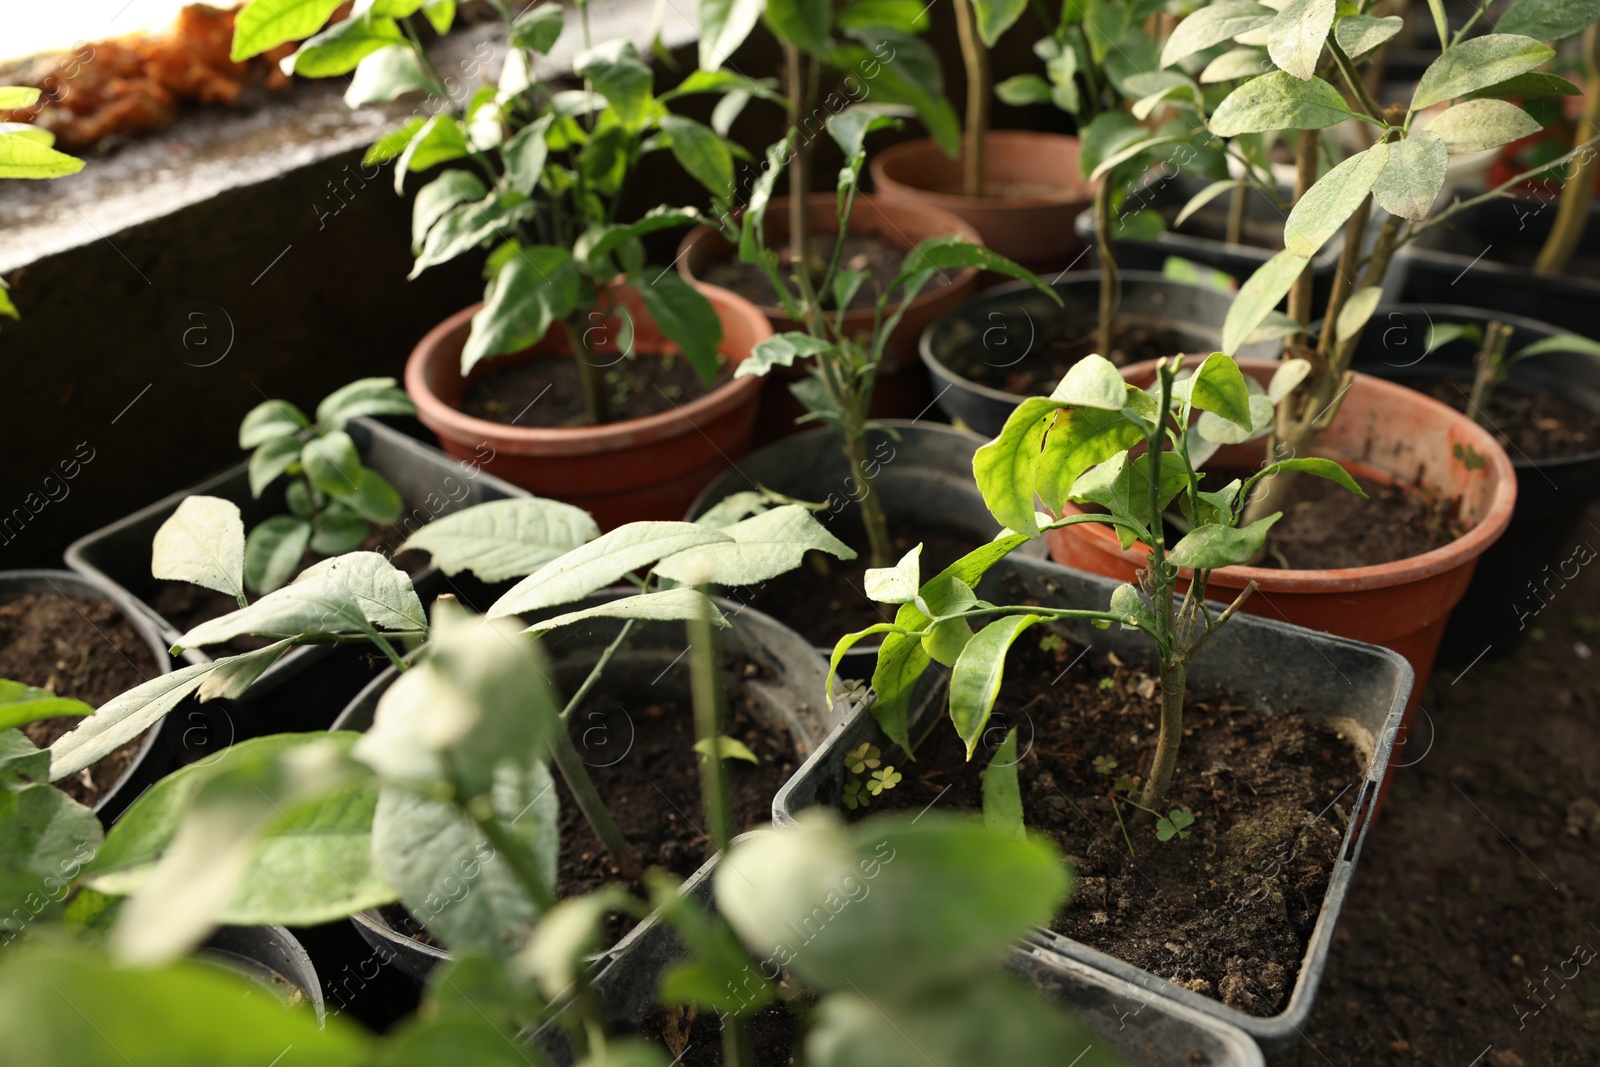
462;351;732;428
381;652;799;949
1270;500;1600;1065
1397;374;1600;461
0;592;162;807
702;234;951;313
1205;467;1458;570
640;1000;797;1066
853;633;1364;1018
957;322;1190;397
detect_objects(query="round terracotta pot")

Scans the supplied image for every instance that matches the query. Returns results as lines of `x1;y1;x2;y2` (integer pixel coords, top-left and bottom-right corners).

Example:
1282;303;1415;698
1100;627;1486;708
1044;360;1517;702
406;282;769;530
869;131;1097;271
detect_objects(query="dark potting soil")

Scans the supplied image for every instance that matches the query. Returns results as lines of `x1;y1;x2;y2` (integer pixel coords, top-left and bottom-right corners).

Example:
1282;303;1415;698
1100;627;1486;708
0;592;162;807
729;524;982;651
1269;498;1600;1065
1206;467;1459;571
702;234;943;314
461;351;732;428
640;1001;799;1066
959;323;1191;397
381;654;799;949
854;635;1364;1018
1397;375;1600;462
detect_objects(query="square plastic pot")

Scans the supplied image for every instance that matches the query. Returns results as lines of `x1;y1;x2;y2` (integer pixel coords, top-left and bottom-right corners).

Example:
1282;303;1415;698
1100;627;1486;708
772;554;1412;1051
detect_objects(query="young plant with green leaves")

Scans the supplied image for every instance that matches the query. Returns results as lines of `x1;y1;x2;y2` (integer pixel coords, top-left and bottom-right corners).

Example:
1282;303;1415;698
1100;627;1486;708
1;85;83;321
727;113;1060;567
832;351;1364;822
1161;0;1600;521
228;377;417;593
232;0;760;425
1424;318;1600;423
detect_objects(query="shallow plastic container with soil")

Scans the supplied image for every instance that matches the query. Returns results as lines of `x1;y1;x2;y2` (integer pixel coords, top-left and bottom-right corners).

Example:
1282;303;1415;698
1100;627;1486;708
1346;304;1600;662
918;272;1280;437
773;554;1412;1051
64;417;527;736
0;569;188;822
534;838;1265;1066
198;925;326;1021
330;594;840;981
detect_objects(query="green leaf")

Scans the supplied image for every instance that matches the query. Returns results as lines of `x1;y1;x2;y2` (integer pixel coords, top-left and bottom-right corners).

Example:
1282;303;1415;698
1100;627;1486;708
1222;248;1310;354
1196;392;1274;443
1185;351;1253;428
316;376;415;427
654;505;855;586
1425;322;1482;353
519;885;639;1003
893;236;1059;299
401;498;600;581
248;436;302;499
48;663;219;781
195;640;297;702
502;115;553;197
1069;451;1187;546
0;944;370;1065
1168;513;1281;569
301;430;362;497
1286;143;1390;258
0;682;92;730
1497;0;1600;42
825;38;959;155
345;44;428;106
715;811;1071;995
511;1;564;51
1248;457;1367;500
171;572;370;652
575;39;654;130
244;515;313;594
827;103;906;161
982;729;1025;840
659;115;734;200
231;0;346;60
0;87;41;109
1109;582;1157;631
394;114;471;192
1334;14;1403;57
521;587;727;637
700;0;766;67
297;551;425;631
1266;0;1336;79
488;521;731;618
0;776;100;923
864;545;923;605
411;190;533;277
1174;179;1248;228
0;130;84;179
1463;71;1584;101
151;495;247;602
1162;0;1275;68
951;616;1039;758
1424;98;1543;153
310;506;370;556
764;0;832;53
869;632;928;753
694;735;761;764
364;116;424;166
996;73;1053;105
1412;35;1556;111
463;246;580;374
632;269;723;386
1210;71;1354;135
285;13;403;77
1334;286;1384;343
972;0;1028;45
1088;133;1186;182
332;467;403;524
1200;47;1271;83
239;399;309;447
1509;332;1600;362
1268;357;1313;403
1052;353;1130;410
835;0;932;31
1372;131;1447;221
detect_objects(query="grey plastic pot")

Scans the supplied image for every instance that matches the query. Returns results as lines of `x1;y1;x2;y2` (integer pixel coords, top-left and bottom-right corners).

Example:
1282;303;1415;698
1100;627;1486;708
330;592;841;982
1342;304;1600;663
63;417;528;736
536;838;1264;1067
772;554;1412;1052
0;569;188;823
198;924;327;1022
918;272;1282;438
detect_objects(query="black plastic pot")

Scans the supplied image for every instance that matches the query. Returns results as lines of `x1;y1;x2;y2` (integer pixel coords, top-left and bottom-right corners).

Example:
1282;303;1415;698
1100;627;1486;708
773;554;1412;1051
1075;173;1352;316
197;924;326;1021
0;569;191;823
329;593;841;981
64;417;528;736
536;838;1264;1067
1397;197;1600;338
1344;304;1600;662
918;272;1282;437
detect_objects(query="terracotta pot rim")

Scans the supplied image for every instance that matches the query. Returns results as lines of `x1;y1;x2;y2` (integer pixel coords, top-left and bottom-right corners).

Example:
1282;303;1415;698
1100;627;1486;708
870;132;1098;211
676;193;981;326
1058;358;1519;593
405;282;768;457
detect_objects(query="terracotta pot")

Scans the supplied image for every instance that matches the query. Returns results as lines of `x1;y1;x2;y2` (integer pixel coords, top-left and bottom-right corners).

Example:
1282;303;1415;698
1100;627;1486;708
1044;360;1517;701
677;194;980;443
405;283;768;529
869;131;1097;271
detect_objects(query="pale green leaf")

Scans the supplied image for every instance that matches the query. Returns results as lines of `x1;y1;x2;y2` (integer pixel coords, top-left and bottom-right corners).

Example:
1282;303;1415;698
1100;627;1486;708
401;498;600;582
488;522;731;618
151;496;246;602
1412;35;1555;110
1222;249;1310;353
1284;143;1389;257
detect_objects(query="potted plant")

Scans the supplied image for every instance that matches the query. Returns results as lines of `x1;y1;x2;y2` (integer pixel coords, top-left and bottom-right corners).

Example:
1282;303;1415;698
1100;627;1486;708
865;0;1098;269
0;83;81;320
1047;0;1600;695
230;0;778;528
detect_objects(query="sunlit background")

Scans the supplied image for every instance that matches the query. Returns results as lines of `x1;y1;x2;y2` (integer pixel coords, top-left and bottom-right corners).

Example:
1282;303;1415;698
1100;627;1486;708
5;0;192;62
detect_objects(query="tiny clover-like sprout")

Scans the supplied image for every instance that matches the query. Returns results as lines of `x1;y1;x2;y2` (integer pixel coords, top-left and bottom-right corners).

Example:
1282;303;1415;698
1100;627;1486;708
1092;755;1117;777
842;780;868;810
1156;809;1196;842
867;766;902;796
1112;774;1137;795
1038;633;1066;653
1098;676;1116;691
846;743;882;774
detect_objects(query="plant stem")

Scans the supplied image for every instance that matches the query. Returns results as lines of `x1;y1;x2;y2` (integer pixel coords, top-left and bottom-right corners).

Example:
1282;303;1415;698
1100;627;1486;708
687;597;733;853
458;785;559;913
1328;38;1387;124
370;631;409;672
951;0;989;198
1467;320;1513;424
1316;195;1373;359
1286;130;1320;330
1408;134;1600;243
843;421;893;568
1225;182;1247;245
561;620;636;720
568;314;612;425
1139;660;1187;811
783;42;817;281
546;719;644;883
1534;26;1600;275
1094;182;1120;354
